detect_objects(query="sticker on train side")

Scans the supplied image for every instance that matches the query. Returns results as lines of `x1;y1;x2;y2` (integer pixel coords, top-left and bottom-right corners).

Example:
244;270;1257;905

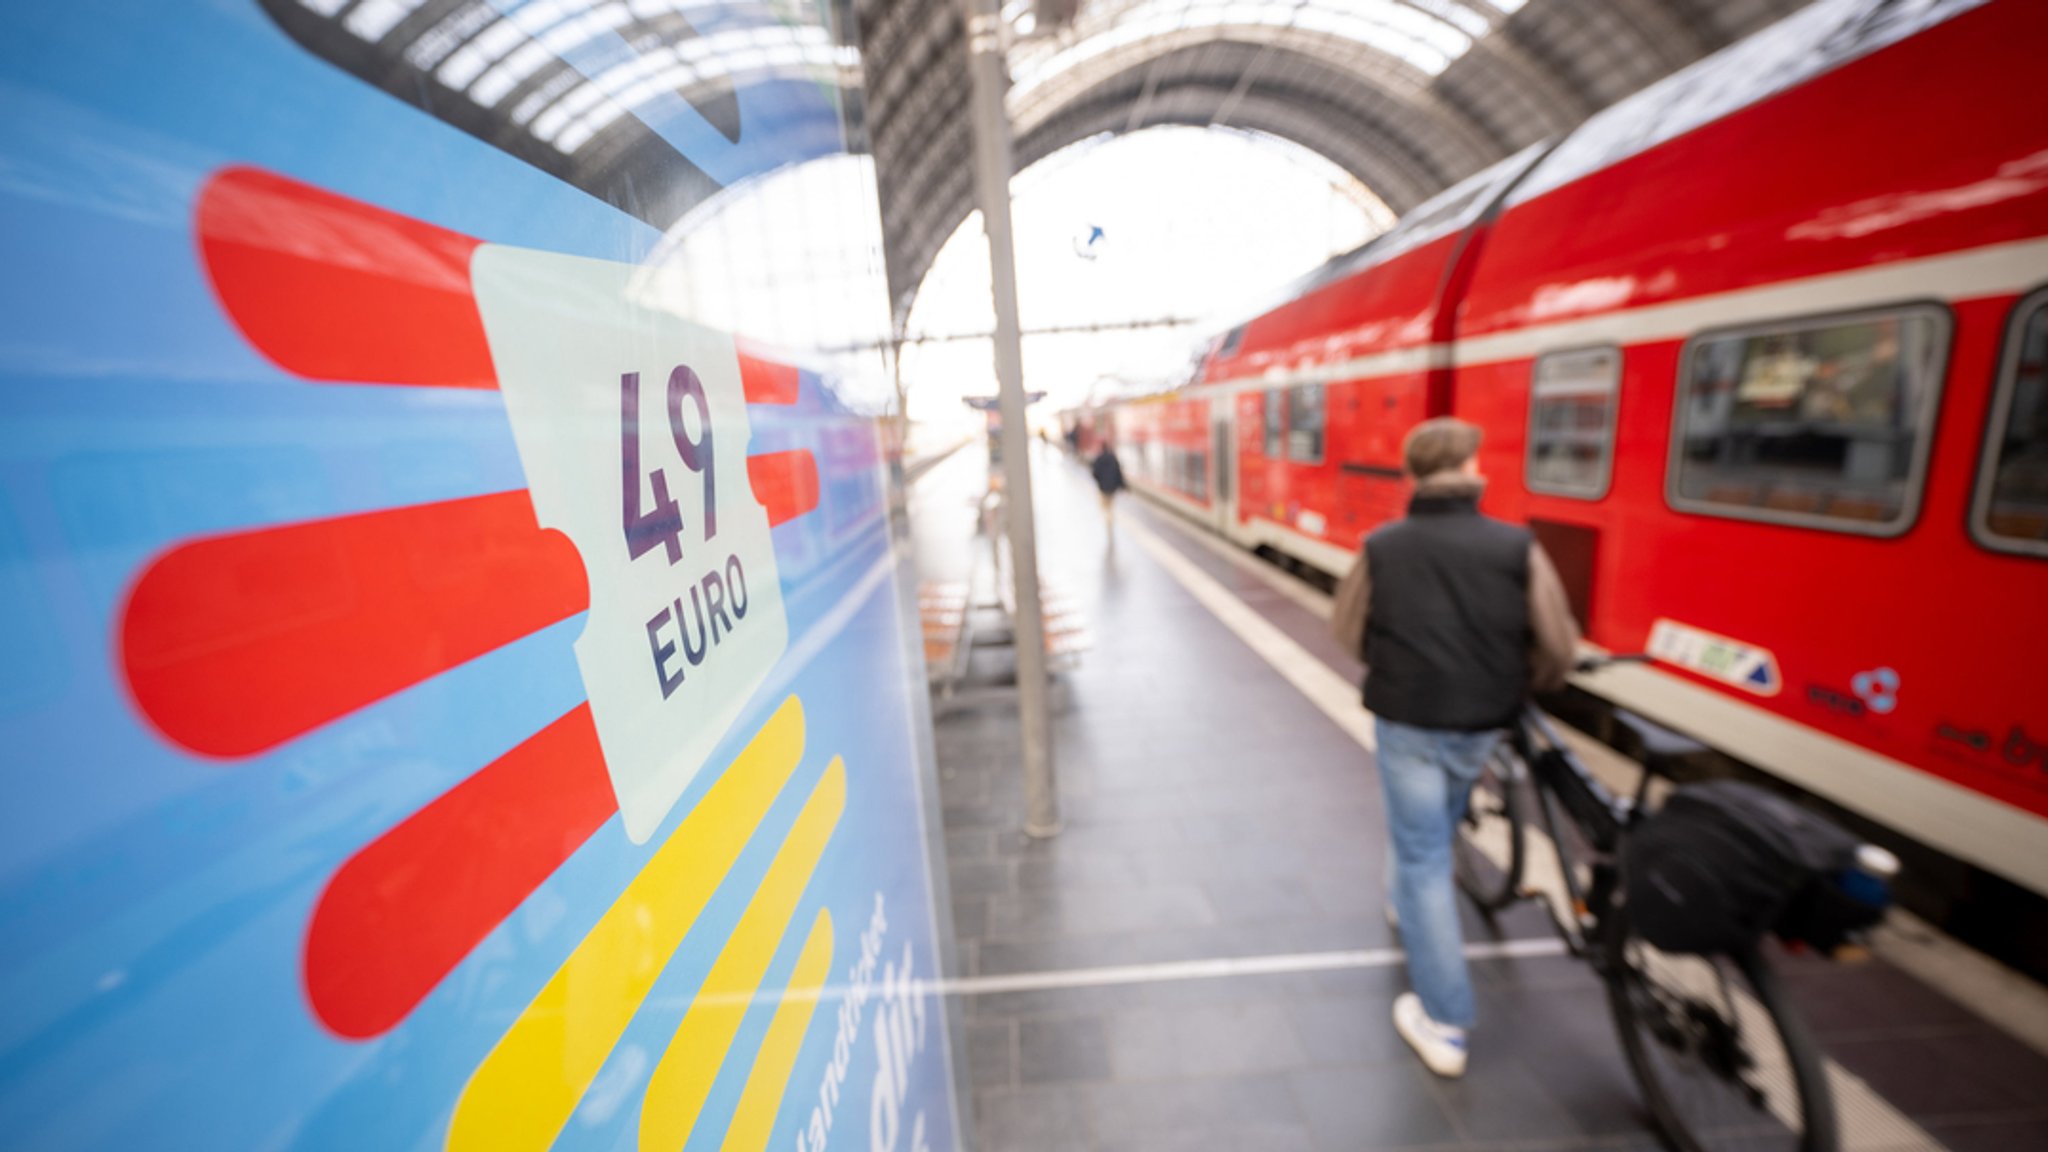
1646;618;1782;696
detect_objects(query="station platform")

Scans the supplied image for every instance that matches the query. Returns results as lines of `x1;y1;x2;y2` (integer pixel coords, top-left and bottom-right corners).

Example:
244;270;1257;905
906;442;2048;1152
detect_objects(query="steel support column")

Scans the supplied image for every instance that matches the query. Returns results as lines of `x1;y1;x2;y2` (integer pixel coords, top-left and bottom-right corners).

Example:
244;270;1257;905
962;0;1059;837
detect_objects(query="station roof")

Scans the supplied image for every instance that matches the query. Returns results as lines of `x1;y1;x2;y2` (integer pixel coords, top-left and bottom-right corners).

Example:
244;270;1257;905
851;0;1816;327
263;0;1814;340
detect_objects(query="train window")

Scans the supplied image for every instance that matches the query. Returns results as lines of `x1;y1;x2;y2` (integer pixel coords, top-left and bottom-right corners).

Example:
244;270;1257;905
1668;305;1950;535
1972;288;2048;557
1264;390;1283;457
1526;347;1621;499
1287;384;1326;464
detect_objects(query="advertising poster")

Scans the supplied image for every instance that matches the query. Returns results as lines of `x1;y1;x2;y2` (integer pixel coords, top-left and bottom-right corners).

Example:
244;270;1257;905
0;3;960;1149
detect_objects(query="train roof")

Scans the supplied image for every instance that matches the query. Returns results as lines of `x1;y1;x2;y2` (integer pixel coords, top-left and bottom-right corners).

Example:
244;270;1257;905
1297;143;1550;296
1507;0;1990;207
1198;143;1549;353
1216;0;1989;340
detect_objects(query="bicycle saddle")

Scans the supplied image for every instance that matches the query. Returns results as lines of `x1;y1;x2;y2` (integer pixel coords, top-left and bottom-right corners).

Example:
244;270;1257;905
1614;708;1709;766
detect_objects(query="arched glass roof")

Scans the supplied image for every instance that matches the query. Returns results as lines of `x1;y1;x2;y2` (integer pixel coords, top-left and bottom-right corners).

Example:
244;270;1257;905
855;0;1816;325
1006;0;1519;90
268;0;1820;332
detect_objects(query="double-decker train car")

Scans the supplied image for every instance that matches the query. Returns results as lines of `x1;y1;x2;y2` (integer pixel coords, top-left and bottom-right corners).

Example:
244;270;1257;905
1095;0;2048;901
0;2;960;1149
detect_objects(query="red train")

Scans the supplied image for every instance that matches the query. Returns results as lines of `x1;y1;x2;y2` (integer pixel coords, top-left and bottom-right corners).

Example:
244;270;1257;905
1079;0;2048;898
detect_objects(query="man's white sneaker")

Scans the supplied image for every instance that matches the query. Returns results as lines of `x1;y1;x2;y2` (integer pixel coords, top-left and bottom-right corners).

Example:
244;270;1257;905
1393;992;1468;1078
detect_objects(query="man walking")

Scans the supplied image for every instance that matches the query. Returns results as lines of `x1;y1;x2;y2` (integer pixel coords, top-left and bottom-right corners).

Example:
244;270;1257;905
1090;441;1126;531
1355;417;1579;1078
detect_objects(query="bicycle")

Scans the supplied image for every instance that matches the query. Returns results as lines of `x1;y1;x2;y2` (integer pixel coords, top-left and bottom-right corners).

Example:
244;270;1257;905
1454;657;1848;1152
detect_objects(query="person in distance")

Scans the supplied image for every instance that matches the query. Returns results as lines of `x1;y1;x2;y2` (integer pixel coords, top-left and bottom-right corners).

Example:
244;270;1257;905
1090;440;1127;535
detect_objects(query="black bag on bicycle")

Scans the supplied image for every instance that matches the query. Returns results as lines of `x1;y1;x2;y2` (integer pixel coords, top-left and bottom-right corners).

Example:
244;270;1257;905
1623;779;1886;955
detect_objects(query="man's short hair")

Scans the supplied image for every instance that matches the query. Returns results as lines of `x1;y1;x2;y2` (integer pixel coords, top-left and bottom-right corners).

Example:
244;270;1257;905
1402;417;1482;479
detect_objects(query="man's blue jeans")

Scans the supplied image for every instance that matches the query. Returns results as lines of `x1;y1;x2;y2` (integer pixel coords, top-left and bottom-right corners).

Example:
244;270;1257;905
1376;716;1502;1030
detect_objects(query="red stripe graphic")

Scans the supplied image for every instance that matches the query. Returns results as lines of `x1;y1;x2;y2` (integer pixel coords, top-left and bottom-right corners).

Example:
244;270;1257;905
199;167;496;389
304;704;617;1038
737;351;800;406
121;492;588;758
747;451;821;527
199;168;815;405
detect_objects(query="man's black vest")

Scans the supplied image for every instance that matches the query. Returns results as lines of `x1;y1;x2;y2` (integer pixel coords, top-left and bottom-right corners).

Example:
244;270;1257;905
1362;489;1532;731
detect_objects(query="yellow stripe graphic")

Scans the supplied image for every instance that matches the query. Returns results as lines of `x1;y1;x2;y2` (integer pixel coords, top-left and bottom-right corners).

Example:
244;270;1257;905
639;757;846;1152
724;909;835;1152
446;696;808;1152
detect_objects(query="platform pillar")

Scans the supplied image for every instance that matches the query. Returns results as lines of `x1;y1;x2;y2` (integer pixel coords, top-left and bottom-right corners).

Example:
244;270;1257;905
962;1;1059;838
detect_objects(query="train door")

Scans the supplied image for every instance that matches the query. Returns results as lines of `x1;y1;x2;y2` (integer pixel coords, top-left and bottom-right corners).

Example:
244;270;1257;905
1212;404;1237;533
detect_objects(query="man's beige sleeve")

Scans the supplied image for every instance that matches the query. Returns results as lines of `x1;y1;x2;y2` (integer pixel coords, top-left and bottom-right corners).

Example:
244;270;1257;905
1527;542;1582;692
1354;554;1371;665
1332;546;1373;663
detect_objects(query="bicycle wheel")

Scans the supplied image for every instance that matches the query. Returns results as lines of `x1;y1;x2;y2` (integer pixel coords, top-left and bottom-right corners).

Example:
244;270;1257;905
1453;743;1525;912
1604;905;1837;1152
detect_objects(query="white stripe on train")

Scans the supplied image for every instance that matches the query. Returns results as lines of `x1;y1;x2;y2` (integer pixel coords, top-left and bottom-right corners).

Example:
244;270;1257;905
1192;234;2048;393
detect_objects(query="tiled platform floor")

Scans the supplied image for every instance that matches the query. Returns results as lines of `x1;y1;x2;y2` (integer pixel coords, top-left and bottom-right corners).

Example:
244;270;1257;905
906;441;2048;1152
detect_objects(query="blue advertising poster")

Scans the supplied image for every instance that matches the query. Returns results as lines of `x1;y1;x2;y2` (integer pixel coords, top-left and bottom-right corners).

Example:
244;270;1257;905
0;2;960;1149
